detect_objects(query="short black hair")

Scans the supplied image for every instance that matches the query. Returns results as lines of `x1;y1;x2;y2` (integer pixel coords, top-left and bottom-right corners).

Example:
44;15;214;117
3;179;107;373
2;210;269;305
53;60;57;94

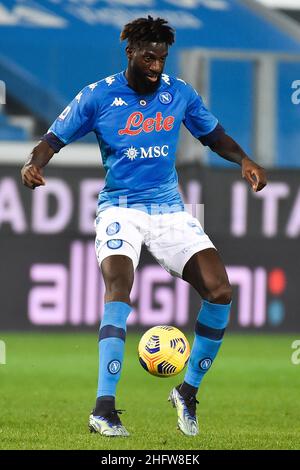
120;16;175;47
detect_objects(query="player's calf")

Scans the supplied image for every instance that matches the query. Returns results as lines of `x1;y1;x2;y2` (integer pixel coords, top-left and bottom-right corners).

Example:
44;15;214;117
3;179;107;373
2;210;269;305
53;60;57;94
205;283;232;305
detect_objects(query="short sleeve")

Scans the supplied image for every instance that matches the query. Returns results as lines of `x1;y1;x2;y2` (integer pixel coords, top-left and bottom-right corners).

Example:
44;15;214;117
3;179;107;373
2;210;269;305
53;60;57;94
183;85;218;139
46;84;99;146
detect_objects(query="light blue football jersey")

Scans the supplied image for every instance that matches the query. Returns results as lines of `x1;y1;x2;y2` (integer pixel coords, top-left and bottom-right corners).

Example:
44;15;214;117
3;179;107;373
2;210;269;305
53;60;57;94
48;71;218;213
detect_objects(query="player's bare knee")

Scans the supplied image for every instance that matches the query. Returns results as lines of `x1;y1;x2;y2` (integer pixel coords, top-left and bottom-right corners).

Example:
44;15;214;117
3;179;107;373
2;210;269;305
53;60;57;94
206;283;232;305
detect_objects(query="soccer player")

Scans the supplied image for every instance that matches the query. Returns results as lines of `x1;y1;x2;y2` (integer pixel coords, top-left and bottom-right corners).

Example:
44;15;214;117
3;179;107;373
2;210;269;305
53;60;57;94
21;16;267;437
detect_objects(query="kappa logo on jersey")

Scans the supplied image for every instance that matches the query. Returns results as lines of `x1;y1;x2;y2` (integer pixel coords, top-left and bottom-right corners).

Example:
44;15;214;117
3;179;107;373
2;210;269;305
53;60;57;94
59;105;71;120
118;112;175;136
75;92;83;103
159;92;172;104
111;97;128;107
105;76;115;86
161;74;170;85
88;82;98;91
124;145;169;160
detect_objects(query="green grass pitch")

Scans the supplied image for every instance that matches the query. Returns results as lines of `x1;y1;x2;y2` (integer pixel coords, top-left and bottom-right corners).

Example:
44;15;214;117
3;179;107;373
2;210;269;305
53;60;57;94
0;332;299;450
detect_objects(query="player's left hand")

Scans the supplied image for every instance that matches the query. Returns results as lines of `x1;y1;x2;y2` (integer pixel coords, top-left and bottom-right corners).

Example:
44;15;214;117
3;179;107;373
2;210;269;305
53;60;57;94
241;157;267;192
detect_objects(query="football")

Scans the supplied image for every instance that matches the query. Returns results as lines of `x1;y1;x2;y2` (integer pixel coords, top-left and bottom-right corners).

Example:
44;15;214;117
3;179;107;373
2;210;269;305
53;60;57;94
138;325;190;377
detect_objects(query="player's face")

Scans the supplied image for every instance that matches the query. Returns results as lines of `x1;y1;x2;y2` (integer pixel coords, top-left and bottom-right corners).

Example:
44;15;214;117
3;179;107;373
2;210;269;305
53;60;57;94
126;42;168;93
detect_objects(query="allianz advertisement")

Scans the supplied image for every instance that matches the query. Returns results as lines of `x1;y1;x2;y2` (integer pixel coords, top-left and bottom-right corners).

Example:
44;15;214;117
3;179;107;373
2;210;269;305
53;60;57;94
0;165;299;332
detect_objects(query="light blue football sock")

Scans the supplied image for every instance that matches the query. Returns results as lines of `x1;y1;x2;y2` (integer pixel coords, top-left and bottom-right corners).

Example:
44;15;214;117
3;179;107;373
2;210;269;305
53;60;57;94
97;301;132;398
184;299;231;389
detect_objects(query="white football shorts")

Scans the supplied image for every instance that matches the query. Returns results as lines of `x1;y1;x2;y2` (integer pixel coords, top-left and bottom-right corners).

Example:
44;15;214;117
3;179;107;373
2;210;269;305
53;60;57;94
94;206;216;278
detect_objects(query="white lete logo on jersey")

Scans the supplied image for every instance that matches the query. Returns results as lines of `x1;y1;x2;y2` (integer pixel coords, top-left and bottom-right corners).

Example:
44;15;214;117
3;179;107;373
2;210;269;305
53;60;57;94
111;97;128;107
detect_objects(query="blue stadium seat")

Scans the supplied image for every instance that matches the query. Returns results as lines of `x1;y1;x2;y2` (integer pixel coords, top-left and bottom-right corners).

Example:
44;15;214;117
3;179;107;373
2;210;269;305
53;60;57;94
0;112;29;140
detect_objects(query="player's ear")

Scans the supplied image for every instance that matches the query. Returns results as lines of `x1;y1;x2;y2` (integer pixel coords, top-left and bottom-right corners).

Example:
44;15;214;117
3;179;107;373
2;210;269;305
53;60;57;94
126;45;134;60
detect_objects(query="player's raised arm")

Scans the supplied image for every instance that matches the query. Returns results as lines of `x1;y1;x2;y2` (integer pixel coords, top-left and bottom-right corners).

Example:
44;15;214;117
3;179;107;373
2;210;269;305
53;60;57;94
21;140;53;189
21;82;99;190
209;133;267;192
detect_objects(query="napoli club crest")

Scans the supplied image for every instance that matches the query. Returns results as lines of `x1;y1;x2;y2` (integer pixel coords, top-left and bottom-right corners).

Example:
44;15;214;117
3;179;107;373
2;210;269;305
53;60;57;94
199;358;212;371
106;222;121;236
159;92;172;104
108;360;121;374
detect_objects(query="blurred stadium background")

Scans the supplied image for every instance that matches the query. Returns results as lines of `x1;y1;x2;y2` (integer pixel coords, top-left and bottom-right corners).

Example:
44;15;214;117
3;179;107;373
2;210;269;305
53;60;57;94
0;0;300;450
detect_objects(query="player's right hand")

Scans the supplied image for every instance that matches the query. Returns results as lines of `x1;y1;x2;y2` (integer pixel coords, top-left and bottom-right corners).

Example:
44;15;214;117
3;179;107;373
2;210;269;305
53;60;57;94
21;163;46;189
